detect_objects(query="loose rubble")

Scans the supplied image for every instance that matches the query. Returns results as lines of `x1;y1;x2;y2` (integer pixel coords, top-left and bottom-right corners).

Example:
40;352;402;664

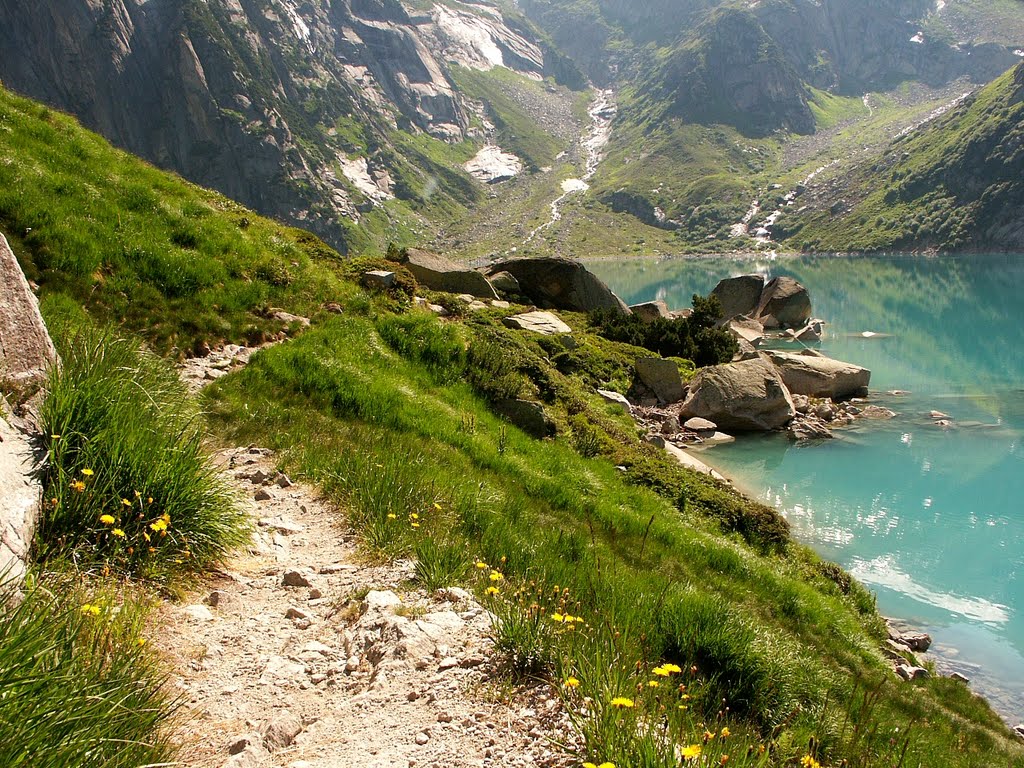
156;447;573;768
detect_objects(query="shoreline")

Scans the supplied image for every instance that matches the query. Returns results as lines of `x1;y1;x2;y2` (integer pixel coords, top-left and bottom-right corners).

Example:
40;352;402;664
687;436;1024;729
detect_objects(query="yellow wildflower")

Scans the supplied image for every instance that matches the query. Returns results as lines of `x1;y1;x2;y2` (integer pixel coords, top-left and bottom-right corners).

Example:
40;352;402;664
551;613;565;623
81;604;101;616
411;522;421;528
81;468;94;476
681;744;701;760
489;571;504;582
387;513;397;519
704;730;715;742
564;677;580;688
99;514;116;525
662;663;682;674
112;528;126;538
136;637;147;647
609;697;634;709
485;586;500;596
71;480;86;493
720;727;730;739
51;434;61;440
475;561;488;569
653;665;671;677
800;757;821;768
433;502;442;510
648;680;660;688
121;498;132;507
410;513;419;520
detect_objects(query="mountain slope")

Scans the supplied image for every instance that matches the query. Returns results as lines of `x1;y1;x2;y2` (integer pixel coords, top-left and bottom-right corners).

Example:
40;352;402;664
777;61;1024;251
0;0;583;254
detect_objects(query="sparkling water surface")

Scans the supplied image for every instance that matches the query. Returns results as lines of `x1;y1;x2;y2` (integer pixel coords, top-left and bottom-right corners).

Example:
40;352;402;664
589;253;1024;721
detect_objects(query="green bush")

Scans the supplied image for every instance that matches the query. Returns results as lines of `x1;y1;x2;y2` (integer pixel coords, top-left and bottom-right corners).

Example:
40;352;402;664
37;329;247;583
589;294;737;367
0;576;176;767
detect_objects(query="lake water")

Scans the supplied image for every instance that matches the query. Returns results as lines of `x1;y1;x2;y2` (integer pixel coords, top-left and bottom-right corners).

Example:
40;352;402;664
589;254;1024;722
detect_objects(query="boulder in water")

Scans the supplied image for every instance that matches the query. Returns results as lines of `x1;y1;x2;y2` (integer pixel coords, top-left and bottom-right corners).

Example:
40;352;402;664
756;276;812;329
710;275;765;321
766;350;870;400
681;357;795;432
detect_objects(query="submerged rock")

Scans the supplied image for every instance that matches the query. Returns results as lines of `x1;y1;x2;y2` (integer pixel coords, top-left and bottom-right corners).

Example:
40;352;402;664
681;357;795;432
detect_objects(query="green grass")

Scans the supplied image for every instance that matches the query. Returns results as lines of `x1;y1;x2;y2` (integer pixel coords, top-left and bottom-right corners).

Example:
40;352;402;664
0;85;361;355
37;325;247;585
0;575;175;767
204;311;1024;767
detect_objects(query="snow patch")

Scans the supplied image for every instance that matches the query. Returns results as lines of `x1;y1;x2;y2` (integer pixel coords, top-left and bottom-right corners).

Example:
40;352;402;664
561;179;589;193
464;145;523;183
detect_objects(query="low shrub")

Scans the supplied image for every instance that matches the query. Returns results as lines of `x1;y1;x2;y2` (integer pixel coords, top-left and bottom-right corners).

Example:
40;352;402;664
589;293;737;366
37;329;247;583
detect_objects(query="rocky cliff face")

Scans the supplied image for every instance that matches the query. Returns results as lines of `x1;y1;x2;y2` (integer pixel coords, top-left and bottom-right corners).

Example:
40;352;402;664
0;0;549;252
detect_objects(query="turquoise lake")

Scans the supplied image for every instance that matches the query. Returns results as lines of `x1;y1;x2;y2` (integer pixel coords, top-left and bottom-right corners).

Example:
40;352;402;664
589;254;1024;721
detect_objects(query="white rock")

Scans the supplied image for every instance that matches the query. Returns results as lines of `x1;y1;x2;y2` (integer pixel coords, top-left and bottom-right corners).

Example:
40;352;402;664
183;605;215;622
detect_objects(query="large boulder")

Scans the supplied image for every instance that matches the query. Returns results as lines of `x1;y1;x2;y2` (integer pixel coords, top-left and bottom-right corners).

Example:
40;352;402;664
756;276;812;329
398;248;498;299
629;300;671;324
502;311;572;335
1;232;58;392
493;399;556;438
765;350;870;400
710;275;765;321
486;258;629;314
0;415;40;585
635;358;686;403
681;357;795;432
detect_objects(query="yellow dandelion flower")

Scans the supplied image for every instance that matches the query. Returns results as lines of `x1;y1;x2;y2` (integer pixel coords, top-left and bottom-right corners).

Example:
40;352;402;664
81;468;94;476
704;730;715;742
433;502;443;510
410;513;419;520
71;480;86;493
800;757;821;768
653;665;670;677
663;663;682;674
121;498;132;507
81;604;100;616
475;561;488;569
489;571;504;582
583;763;598;768
609;696;634;709
720;727;730;739
681;744;702;760
136;637;147;647
551;613;565;623
112;528;126;538
648;680;660;688
135;490;142;498
411;523;421;529
387;513;397;519
147;497;154;504
99;514;116;525
485;586;500;596
564;677;580;688
143;532;151;542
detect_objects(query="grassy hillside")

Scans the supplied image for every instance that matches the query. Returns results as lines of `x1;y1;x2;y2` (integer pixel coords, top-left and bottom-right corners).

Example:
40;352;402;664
4;85;1024;766
779;62;1024;252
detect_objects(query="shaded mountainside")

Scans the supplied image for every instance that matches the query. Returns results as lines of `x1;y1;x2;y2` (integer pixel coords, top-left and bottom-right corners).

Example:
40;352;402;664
0;0;583;253
777;61;1024;251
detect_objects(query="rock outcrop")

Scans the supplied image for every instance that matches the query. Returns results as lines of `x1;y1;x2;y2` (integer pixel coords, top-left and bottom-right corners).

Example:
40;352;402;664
493;399;555;438
486;258;629;314
502;311;572;335
629;300;672;323
711;275;766;322
681;357;795;432
766;350;870;400
398;249;498;299
0;416;40;585
635;358;685;403
756;277;812;329
0;233;58;392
